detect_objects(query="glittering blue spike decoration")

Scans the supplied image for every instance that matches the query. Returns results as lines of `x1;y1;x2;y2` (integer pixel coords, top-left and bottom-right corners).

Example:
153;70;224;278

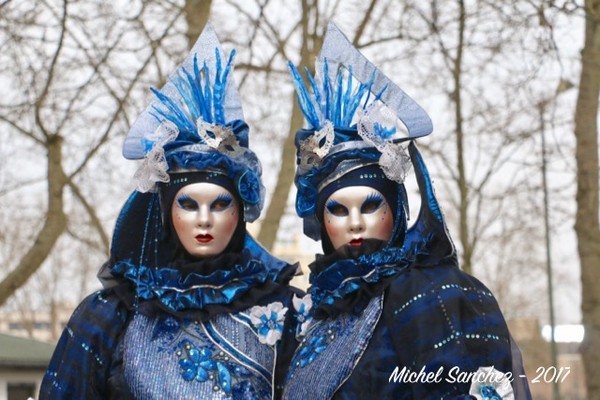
123;23;245;160
287;61;374;131
122;24;265;222
150;49;236;140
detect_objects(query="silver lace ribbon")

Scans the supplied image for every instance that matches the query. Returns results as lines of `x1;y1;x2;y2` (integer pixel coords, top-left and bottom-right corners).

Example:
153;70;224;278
357;103;411;183
134;118;249;193
134;120;179;192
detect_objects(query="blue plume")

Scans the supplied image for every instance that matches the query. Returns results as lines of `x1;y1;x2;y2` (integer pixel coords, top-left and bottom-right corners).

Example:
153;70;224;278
202;61;213;123
374;84;388;102
362;71;376;109
305;67;322;114
334;70;343;125
181;68;201;120
288;61;320;128
215;49;236;125
288;61;379;130
323;61;332;121
343;80;370;127
341;66;353;124
170;71;198;124
213;48;224;124
186;57;206;121
149;48;240;143
150;88;195;133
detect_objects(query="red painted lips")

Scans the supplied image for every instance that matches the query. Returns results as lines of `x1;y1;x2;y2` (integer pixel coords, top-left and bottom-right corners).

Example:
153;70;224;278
349;238;363;247
195;234;213;243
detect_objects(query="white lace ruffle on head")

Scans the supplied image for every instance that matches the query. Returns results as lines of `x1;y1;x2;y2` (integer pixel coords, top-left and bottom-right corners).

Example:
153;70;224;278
134;120;179;193
357;103;411;184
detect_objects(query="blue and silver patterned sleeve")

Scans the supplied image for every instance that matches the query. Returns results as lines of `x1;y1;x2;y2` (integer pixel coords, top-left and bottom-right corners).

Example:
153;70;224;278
39;290;129;399
383;264;532;399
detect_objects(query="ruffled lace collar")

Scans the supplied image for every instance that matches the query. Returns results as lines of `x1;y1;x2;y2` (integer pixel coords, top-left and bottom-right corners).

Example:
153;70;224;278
109;249;291;314
308;240;411;319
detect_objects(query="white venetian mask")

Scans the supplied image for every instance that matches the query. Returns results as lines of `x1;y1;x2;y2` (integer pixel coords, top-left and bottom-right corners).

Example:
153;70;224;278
171;182;239;258
322;185;394;250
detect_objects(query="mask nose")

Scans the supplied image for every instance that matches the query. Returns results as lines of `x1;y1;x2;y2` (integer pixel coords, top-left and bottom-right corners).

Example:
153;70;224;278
348;208;365;233
196;205;212;229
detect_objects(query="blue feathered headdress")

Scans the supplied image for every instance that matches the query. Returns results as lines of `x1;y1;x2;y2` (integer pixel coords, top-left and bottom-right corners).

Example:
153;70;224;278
123;24;264;222
289;22;434;239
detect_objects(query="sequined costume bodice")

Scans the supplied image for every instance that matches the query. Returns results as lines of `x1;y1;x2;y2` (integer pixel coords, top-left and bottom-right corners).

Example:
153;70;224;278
283;295;383;399
122;310;276;399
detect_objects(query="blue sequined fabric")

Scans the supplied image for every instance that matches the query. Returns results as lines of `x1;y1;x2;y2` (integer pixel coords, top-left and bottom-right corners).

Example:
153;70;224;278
283;295;383;399
325;263;528;399
123;311;275;399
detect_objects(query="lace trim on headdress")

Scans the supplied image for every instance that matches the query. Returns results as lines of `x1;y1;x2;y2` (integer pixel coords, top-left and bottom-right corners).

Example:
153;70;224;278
357;103;412;183
134;121;179;192
196;118;245;158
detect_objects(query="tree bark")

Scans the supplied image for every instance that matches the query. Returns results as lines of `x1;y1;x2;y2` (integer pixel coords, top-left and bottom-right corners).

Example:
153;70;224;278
257;94;306;250
0;136;67;305
184;0;212;49
575;1;600;398
257;1;320;250
451;0;472;274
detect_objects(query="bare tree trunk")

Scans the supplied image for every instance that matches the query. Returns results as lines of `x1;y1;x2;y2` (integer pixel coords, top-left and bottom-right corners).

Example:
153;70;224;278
0;137;67;305
575;1;600;398
257;0;320;250
452;0;472;274
185;0;212;49
50;299;59;341
258;94;306;250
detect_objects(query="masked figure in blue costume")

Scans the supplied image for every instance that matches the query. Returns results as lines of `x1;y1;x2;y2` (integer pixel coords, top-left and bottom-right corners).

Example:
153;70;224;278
282;23;531;400
40;25;300;399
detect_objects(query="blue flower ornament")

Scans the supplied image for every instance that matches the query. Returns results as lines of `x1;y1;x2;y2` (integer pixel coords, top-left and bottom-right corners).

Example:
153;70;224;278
292;294;313;338
179;345;217;382
177;342;235;394
468;366;514;400
248;302;288;346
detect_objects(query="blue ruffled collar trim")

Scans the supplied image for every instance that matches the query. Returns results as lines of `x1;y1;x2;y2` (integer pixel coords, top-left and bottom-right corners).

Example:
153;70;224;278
110;250;284;312
308;246;410;312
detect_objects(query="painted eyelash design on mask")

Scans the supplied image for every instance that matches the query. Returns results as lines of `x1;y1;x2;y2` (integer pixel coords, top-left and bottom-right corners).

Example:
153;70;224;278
361;192;384;213
176;194;197;210
325;199;348;216
211;193;234;211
